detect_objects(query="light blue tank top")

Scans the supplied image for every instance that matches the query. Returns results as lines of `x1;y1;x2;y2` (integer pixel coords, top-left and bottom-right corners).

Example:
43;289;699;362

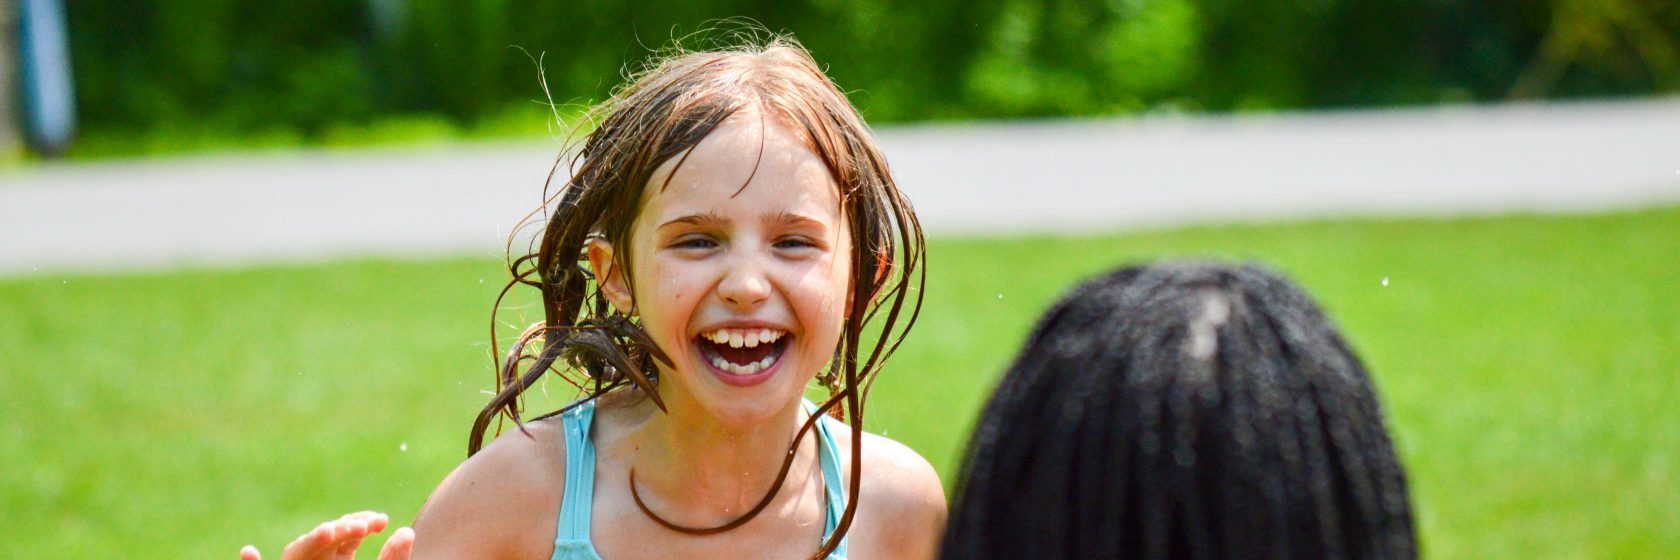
550;399;850;560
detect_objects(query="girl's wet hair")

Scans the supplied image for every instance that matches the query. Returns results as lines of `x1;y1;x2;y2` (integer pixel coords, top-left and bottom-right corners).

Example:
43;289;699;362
471;34;923;558
942;261;1415;560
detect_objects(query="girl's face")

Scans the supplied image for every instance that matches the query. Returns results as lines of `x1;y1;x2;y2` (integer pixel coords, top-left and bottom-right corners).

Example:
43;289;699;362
593;110;853;427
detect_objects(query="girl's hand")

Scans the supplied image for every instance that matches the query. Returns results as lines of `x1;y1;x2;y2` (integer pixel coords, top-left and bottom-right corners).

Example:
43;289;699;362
239;511;414;560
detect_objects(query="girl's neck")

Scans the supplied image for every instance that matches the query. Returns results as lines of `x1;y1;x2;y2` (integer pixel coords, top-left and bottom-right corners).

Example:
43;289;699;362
616;385;818;519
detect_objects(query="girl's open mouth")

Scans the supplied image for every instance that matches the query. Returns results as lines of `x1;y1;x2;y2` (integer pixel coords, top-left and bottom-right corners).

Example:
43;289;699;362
694;327;790;382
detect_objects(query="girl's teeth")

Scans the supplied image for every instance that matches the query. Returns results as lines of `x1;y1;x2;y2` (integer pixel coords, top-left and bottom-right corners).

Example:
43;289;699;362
710;353;777;376
703;328;787;346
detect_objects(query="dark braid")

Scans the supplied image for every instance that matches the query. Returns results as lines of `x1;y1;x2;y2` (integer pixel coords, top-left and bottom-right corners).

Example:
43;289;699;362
942;261;1415;560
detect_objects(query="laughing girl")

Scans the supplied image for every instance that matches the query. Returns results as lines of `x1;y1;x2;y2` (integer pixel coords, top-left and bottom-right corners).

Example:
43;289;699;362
243;37;946;560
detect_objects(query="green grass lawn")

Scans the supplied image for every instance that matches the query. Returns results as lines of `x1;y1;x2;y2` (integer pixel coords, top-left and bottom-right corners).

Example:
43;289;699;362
3;206;1676;558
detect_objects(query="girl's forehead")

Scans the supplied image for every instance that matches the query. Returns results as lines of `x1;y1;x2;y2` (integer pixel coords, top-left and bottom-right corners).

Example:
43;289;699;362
640;111;842;221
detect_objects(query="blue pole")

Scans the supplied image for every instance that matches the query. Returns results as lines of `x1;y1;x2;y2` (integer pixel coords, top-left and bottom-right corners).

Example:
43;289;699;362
19;0;76;156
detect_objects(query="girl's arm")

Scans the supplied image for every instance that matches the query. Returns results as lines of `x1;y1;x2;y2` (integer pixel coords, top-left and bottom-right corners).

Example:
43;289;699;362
405;424;567;559
840;431;949;560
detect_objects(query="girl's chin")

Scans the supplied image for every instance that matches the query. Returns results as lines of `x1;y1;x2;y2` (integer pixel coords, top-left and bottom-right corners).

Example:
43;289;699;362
676;387;813;431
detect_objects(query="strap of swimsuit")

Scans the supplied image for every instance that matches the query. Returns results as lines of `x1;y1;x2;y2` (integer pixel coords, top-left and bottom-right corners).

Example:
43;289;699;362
555;401;597;544
807;400;850;558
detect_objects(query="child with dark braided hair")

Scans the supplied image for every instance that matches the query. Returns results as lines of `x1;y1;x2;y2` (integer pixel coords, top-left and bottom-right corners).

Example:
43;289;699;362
941;261;1417;560
240;35;945;560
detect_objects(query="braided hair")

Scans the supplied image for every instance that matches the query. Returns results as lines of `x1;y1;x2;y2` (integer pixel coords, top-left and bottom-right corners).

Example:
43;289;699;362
942;261;1415;560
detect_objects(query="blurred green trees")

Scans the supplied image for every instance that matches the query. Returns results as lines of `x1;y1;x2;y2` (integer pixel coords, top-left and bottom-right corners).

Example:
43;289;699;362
63;0;1680;151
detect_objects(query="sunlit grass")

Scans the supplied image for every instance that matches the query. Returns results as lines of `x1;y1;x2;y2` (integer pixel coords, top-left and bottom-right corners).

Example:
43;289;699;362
3;206;1675;558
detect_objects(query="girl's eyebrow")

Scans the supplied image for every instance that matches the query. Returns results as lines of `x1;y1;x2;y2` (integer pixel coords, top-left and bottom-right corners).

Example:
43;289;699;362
765;210;827;229
657;210;828;231
657;210;729;231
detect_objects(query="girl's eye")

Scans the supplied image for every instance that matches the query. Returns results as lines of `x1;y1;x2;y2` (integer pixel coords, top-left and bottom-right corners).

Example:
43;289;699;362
774;237;820;251
672;237;718;250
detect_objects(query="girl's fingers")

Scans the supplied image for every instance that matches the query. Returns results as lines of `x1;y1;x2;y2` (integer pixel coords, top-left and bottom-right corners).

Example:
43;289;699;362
377;527;414;560
333;538;367;559
335;511;388;535
239;545;261;560
331;520;371;558
283;523;334;558
264;512;392;560
362;512;390;534
338;516;393;559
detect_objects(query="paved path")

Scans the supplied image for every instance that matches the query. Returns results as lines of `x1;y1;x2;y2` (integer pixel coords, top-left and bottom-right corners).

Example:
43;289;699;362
3;99;1678;275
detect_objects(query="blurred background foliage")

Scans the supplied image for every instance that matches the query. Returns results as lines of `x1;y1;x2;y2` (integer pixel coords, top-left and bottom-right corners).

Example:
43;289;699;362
63;0;1680;155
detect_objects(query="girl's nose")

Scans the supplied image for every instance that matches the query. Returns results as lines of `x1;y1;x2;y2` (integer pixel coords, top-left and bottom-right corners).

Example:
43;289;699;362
717;260;771;310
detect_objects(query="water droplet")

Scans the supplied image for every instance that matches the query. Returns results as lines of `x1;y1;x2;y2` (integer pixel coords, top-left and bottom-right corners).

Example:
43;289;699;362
996;293;1003;299
1381;277;1389;287
399;442;409;452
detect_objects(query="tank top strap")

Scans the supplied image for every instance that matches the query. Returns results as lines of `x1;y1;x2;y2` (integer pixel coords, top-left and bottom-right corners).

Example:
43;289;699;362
805;399;850;559
552;400;601;558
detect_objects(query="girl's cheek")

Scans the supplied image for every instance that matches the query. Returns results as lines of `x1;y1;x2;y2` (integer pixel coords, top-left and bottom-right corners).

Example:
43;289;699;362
793;272;844;317
812;280;850;336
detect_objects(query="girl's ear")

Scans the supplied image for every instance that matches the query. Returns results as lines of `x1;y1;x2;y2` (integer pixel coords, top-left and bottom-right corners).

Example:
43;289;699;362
587;238;635;316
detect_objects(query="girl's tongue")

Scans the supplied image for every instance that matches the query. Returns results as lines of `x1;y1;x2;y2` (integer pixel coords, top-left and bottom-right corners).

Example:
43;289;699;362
712;341;775;365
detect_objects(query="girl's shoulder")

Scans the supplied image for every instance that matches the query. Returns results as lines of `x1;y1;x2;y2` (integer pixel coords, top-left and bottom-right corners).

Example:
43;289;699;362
825;421;948;559
410;415;570;559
